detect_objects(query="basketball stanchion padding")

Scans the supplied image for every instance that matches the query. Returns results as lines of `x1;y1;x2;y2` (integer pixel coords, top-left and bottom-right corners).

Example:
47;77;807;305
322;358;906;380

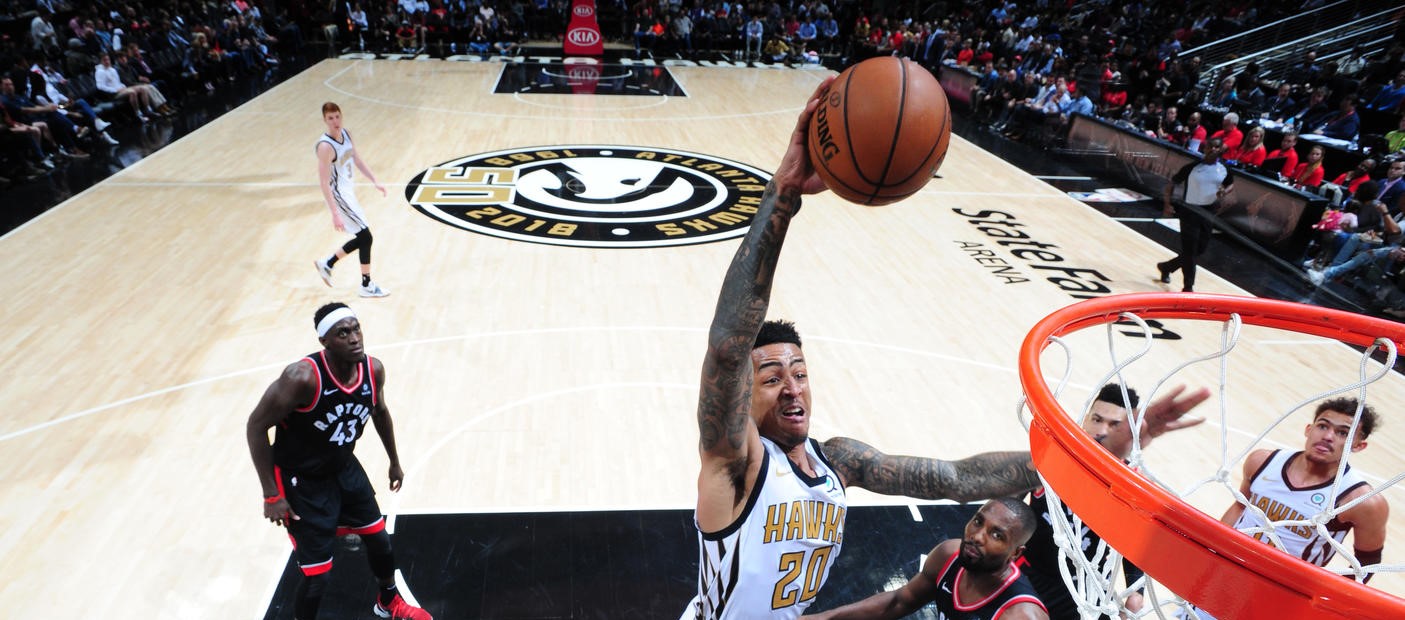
1020;292;1405;619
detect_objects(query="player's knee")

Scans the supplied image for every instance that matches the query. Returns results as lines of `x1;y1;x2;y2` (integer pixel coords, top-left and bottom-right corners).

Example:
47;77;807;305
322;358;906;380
362;529;392;555
304;571;331;596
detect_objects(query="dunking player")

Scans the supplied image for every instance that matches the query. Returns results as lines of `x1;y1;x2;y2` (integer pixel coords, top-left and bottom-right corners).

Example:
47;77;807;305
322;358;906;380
313;102;390;298
1190;397;1388;619
246;303;431;620
1023;383;1206;619
809;498;1048;619
684;76;1207;619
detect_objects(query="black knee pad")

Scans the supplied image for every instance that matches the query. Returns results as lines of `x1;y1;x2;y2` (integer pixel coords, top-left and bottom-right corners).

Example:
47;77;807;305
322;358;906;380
357;228;373;264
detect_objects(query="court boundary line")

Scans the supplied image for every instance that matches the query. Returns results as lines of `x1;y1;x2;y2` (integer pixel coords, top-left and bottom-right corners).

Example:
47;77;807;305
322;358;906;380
321;58;828;122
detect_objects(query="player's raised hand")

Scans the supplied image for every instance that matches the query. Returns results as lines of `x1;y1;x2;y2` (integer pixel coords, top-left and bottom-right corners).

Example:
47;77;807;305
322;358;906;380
1142;384;1210;444
773;75;836;198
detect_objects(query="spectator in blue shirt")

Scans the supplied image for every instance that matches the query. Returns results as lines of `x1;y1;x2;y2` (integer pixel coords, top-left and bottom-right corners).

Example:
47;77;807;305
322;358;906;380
1315;95;1361;142
797;18;816;45
1367;71;1405;113
1058;80;1094;123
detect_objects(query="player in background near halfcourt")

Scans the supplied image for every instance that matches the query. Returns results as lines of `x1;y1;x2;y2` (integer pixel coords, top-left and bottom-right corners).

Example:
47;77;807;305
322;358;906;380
314;102;390;298
1189;397;1389;619
246;302;431;620
683;76;1211;619
809;498;1049;620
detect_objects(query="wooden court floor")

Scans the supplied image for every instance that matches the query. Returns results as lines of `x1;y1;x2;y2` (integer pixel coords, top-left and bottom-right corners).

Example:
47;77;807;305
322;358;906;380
3;58;1404;618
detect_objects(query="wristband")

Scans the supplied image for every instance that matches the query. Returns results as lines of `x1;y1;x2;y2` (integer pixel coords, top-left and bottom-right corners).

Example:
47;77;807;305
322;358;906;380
264;494;283;504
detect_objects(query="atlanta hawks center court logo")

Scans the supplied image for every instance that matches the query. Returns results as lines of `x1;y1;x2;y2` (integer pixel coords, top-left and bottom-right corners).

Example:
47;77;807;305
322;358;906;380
405;145;771;248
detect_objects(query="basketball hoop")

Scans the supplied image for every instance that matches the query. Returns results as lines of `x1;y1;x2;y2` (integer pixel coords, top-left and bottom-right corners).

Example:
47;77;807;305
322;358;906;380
1019;292;1405;619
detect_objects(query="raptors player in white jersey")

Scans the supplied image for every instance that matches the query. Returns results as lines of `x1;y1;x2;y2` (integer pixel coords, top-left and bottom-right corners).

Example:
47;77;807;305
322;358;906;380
686;78;1207;620
314;102;390;298
1191;398;1388;619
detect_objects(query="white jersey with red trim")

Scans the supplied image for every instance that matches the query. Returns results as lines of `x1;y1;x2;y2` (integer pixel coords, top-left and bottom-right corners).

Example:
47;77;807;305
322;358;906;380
682;437;847;619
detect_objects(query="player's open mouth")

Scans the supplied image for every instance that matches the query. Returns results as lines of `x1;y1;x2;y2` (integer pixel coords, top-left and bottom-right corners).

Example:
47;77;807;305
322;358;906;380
782;407;804;418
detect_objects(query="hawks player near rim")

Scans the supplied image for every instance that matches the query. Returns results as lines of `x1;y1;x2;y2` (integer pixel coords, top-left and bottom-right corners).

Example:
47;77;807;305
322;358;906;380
685;76;1211;619
245;303;431;620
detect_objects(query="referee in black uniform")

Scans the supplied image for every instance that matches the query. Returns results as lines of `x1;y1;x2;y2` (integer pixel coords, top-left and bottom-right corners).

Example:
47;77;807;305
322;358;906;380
246;302;432;620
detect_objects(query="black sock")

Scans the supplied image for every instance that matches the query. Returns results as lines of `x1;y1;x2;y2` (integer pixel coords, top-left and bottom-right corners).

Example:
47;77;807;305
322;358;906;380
362;274;371;286
379;583;399;606
326;254;339;268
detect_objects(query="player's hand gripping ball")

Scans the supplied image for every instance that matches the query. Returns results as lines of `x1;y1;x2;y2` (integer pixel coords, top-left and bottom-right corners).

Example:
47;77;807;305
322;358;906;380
807;56;952;205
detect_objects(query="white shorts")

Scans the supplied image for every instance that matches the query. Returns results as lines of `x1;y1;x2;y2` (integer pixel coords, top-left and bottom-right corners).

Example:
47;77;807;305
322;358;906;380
330;182;368;234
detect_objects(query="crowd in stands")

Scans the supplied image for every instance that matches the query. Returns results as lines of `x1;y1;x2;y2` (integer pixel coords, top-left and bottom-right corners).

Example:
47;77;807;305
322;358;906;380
7;0;1405;317
0;0;295;185
848;0;1405;318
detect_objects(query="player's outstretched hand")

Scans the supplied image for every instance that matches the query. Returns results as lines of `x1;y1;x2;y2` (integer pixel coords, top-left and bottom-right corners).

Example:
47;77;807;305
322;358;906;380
264;496;299;527
374;181;387;197
389;463;404;492
1142;384;1210;444
772;75;836;198
1103;384;1209;459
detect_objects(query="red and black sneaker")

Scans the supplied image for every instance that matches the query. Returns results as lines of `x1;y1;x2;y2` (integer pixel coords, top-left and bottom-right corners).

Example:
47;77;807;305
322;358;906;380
373;594;432;620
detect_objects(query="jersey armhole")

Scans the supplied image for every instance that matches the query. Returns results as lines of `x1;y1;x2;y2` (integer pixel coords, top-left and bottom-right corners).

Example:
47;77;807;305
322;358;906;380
294;357;321;413
1247;449;1279;483
700;448;770;541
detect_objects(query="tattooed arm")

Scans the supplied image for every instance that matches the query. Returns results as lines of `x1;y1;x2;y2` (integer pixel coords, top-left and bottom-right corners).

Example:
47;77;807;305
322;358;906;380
696;76;835;532
820;386;1210;501
821;436;1041;502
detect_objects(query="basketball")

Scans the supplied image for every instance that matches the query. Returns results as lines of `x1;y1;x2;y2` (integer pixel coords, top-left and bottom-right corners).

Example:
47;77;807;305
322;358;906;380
807;56;951;206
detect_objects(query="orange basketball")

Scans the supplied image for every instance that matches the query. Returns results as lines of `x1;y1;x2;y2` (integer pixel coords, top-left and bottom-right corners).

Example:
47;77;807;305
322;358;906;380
807;56;951;206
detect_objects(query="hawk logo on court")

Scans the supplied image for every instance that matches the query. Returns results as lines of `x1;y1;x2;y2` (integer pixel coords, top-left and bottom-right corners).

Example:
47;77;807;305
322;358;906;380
405;146;771;248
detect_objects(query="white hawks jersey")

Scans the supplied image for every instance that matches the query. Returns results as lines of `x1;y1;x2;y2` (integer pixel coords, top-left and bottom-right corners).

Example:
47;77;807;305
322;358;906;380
683;437;847;620
1188;449;1369;620
317;128;368;234
1233;449;1368;565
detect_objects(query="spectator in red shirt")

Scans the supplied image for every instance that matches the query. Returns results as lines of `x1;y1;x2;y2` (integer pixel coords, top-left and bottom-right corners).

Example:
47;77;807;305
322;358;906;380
1183;110;1208;151
1265;132;1300;178
1211;112;1244;156
1290;145;1327;188
1322;158;1377;206
1236;126;1267;167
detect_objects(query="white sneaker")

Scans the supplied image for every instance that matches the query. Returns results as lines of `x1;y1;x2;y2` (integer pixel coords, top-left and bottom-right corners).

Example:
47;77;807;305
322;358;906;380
95;118;111;132
359;282;389;298
1308;269;1325;286
99;131;119;145
314;259;333;287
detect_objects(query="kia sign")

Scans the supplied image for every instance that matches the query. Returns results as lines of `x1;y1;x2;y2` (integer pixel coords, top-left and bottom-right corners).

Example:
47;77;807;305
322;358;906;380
567;27;601;47
564;0;603;56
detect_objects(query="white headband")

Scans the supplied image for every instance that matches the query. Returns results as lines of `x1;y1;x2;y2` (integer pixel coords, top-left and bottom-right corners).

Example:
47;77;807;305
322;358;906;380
316;307;357;338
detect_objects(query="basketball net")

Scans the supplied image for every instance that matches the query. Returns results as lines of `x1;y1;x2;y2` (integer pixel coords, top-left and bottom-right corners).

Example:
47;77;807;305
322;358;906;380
1018;294;1405;619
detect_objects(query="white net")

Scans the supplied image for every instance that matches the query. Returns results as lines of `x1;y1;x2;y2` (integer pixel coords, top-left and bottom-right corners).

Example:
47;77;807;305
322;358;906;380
1019;305;1405;619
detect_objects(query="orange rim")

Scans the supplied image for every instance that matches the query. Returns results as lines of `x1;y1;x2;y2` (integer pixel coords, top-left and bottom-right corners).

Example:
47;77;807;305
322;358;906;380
1019;292;1405;619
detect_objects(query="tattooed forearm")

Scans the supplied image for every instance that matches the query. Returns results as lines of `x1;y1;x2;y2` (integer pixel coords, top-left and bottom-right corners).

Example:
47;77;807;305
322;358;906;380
697;183;801;454
823;437;1040;502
